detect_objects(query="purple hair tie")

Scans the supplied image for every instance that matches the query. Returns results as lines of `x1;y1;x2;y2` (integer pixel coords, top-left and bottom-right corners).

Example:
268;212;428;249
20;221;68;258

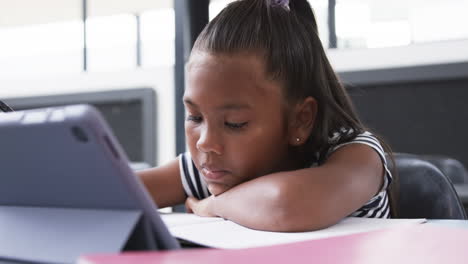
271;0;290;11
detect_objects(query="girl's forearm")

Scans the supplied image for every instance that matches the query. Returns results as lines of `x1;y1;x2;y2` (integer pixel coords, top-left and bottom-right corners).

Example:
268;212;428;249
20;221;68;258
209;171;326;232
208;167;351;232
210;175;287;231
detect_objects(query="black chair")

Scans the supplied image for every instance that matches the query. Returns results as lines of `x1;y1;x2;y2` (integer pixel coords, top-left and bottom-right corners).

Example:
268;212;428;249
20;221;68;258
420;155;468;184
390;153;466;219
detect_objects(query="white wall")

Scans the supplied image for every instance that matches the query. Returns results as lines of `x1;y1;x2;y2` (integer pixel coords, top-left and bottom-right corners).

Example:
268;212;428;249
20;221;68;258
328;39;468;72
0;66;176;165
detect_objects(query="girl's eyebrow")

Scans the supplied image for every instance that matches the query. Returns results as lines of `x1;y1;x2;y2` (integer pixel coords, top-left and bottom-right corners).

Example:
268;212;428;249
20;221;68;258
183;98;251;111
183;98;198;108
216;103;252;111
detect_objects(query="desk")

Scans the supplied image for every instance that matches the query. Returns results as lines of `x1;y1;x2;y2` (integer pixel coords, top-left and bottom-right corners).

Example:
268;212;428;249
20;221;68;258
78;221;468;264
3;220;468;264
427;219;468;228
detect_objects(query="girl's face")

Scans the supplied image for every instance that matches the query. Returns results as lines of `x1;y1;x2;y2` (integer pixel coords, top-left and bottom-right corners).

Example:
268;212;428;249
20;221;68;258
184;52;295;196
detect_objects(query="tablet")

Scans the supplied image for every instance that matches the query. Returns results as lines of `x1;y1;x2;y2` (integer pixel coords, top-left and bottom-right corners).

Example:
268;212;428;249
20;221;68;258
0;104;179;263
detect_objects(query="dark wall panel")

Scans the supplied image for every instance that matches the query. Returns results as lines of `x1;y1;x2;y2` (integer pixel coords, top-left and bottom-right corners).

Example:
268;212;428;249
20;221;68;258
347;78;468;166
3;88;156;165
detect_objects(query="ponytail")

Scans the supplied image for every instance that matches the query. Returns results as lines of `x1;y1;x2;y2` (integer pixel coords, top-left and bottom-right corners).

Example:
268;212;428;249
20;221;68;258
288;0;318;31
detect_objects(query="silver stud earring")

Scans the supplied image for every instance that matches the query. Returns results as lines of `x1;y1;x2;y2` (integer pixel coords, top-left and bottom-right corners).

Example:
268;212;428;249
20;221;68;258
296;138;300;142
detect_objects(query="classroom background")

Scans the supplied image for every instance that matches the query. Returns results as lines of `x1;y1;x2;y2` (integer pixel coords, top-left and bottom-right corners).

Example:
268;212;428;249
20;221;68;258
2;1;468;263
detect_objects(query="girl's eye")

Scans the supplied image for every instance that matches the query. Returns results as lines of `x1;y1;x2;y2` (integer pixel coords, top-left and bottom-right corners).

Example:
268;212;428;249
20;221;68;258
225;122;248;130
186;115;202;123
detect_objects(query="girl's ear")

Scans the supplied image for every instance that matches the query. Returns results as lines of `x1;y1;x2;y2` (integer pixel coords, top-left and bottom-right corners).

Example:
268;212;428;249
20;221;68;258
288;97;317;146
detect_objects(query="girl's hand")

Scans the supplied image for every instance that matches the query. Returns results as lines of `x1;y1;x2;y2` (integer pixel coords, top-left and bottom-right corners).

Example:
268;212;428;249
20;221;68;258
185;195;218;217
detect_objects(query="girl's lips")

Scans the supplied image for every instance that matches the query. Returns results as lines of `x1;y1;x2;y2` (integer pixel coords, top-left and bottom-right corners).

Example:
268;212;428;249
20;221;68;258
201;167;230;181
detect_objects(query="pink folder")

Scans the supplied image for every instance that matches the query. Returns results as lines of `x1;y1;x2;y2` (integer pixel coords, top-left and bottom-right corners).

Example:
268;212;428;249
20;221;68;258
78;224;468;264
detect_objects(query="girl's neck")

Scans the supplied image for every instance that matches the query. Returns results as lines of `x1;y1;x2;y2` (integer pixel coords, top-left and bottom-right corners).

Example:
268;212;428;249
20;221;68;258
280;148;311;172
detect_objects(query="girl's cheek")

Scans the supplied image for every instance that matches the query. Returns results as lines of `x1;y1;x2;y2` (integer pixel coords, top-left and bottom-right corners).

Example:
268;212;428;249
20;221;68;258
185;127;198;142
184;123;194;137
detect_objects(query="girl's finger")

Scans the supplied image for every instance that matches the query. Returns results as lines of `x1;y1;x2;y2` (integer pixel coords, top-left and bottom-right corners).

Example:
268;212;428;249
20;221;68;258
185;197;197;213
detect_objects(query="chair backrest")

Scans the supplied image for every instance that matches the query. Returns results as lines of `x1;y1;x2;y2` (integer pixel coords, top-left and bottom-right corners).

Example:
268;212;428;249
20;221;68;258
420;155;468;184
391;153;466;219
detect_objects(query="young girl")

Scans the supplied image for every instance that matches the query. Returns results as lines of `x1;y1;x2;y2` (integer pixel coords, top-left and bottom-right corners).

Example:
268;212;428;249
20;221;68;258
138;0;396;232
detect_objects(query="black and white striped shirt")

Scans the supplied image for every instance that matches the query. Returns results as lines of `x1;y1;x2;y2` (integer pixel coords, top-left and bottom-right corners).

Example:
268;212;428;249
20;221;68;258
179;131;393;218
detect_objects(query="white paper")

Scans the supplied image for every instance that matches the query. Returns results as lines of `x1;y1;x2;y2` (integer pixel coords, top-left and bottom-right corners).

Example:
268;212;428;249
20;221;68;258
161;212;225;228
162;213;426;249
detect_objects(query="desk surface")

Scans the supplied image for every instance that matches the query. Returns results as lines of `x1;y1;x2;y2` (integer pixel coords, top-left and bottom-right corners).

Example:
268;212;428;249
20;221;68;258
428;219;468;229
2;220;468;264
78;222;468;264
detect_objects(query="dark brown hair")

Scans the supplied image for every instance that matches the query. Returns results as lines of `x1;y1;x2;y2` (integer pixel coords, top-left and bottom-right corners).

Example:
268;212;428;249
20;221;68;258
191;0;398;217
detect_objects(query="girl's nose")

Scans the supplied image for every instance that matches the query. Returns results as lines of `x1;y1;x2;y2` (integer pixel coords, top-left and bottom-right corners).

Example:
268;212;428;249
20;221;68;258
196;126;223;155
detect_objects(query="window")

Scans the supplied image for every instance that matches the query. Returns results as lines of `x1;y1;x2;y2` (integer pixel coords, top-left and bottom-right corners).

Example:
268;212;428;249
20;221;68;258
87;0;175;71
0;0;176;75
140;8;175;67
336;0;468;49
86;14;137;71
0;0;83;76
